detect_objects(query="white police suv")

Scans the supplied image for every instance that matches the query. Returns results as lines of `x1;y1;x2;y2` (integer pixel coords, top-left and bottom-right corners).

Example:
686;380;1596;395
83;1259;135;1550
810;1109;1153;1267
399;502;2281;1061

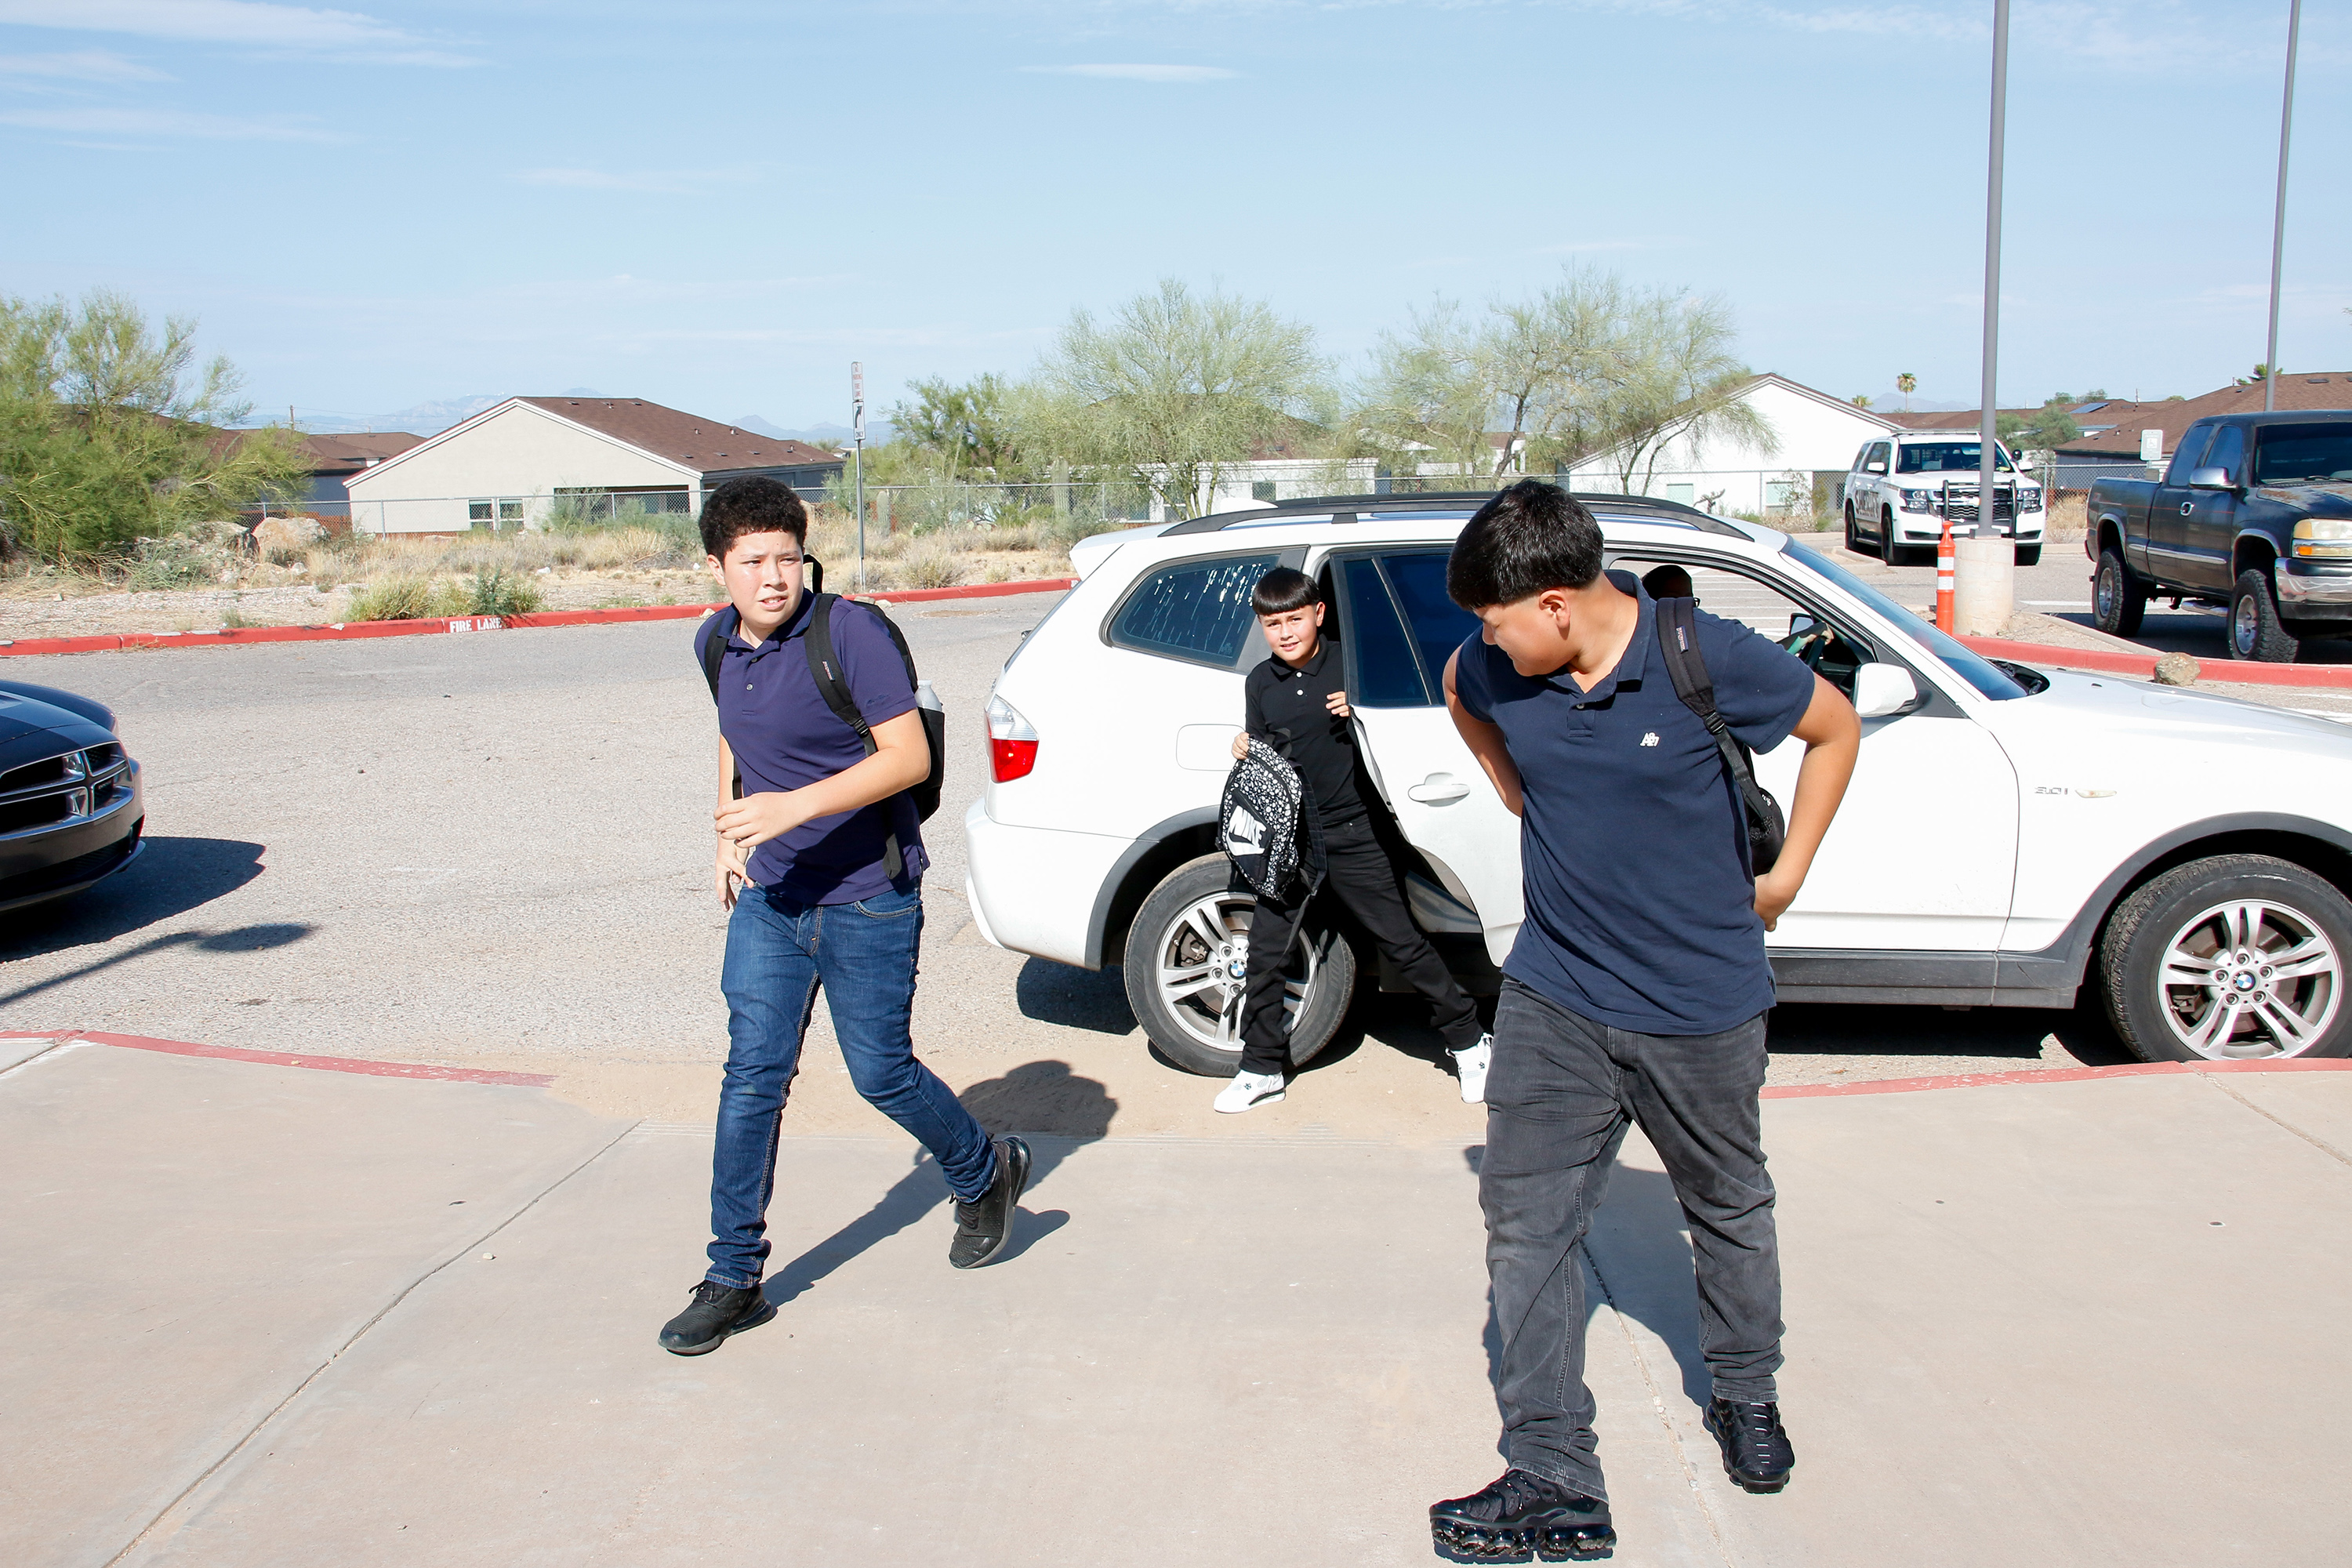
1843;434;2045;566
966;492;2352;1075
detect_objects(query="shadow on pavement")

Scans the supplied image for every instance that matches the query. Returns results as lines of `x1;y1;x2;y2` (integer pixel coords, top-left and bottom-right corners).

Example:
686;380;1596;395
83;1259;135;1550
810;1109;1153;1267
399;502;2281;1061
0;837;270;959
1014;956;1136;1035
0;920;314;1011
2055;608;2352;665
1767;1000;2135;1069
764;1059;1115;1309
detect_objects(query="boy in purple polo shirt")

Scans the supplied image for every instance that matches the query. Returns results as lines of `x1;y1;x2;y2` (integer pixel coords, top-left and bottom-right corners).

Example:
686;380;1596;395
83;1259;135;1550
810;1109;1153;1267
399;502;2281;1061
658;477;1029;1357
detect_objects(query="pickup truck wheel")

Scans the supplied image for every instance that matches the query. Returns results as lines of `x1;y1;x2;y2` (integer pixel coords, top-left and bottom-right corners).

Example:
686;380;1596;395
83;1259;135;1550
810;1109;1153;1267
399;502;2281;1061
1120;855;1356;1077
2097;855;2351;1062
2092;549;2145;637
2228;569;2299;662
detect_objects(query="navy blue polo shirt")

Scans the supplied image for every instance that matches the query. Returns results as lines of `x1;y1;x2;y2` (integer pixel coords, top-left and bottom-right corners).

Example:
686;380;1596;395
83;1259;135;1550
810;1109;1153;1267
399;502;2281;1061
693;591;927;905
1453;572;1816;1036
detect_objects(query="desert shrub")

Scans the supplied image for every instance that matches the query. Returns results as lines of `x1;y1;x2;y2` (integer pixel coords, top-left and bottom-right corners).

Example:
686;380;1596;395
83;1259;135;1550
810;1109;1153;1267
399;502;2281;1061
898;542;964;590
347;575;436;621
127;521;244;590
462;568;544;616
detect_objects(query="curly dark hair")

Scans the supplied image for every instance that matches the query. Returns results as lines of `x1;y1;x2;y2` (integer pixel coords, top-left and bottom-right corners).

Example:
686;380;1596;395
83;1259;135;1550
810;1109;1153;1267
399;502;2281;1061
699;476;808;561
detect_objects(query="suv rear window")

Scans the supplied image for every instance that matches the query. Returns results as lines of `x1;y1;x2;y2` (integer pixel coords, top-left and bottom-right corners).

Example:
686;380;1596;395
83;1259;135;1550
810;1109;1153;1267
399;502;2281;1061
1107;551;1280;668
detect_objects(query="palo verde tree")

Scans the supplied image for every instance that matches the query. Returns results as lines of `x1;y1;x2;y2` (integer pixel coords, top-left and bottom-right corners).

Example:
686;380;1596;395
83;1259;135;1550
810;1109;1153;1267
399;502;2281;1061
889;372;1032;481
0;290;306;562
1018;278;1330;520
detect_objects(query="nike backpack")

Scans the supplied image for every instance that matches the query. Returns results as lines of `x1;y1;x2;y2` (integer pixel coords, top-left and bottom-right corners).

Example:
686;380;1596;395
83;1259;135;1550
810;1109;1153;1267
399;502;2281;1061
1218;735;1325;902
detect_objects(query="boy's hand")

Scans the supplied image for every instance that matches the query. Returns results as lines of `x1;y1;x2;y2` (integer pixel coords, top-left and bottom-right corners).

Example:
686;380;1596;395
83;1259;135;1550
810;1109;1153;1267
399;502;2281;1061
715;790;809;851
715;837;751;910
1753;866;1799;931
1229;731;1249;761
1326;691;1352;720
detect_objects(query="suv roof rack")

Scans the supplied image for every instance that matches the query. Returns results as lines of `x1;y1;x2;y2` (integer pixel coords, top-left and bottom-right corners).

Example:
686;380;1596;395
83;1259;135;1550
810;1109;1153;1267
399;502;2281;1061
1160;488;1750;537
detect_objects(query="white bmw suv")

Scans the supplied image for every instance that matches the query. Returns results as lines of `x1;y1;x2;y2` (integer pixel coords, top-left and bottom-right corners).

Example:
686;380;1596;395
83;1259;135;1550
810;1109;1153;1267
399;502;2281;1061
1843;433;2045;566
966;492;2352;1075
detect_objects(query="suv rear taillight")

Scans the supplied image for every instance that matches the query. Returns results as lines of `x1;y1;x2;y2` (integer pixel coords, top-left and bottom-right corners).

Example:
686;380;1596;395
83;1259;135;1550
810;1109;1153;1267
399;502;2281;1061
986;695;1038;782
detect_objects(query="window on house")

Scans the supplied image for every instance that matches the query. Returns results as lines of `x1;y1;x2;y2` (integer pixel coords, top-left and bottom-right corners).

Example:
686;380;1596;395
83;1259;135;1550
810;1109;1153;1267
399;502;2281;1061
1666;483;1695;505
498;500;524;526
1252;481;1278;503
469;500;495;527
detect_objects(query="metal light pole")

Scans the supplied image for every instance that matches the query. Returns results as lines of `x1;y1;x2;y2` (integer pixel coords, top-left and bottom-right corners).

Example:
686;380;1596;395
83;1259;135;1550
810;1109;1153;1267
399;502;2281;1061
2263;0;2303;412
851;361;866;591
1976;0;2010;543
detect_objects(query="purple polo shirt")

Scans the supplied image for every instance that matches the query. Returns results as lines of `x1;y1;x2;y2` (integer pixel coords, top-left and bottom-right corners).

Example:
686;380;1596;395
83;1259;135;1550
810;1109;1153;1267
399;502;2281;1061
692;591;927;904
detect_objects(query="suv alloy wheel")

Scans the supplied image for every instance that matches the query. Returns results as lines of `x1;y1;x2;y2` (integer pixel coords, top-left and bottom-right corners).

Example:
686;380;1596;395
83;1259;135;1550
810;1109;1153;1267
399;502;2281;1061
2097;855;2351;1061
1120;855;1356;1076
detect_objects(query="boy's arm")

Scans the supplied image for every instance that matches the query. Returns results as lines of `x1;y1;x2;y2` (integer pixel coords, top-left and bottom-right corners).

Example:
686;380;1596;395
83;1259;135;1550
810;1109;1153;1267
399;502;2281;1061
714;710;931;853
1232;670;1267;760
714;735;748;909
1443;648;1523;818
1751;674;1860;931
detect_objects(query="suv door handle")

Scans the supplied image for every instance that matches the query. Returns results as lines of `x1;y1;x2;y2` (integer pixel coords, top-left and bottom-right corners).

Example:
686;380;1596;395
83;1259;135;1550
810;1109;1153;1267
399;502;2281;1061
2180;501;2194;515
1406;774;1472;804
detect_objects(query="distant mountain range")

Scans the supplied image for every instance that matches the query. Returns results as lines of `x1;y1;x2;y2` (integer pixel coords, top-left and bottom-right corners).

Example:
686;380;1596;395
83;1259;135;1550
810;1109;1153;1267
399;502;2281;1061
273;394;894;445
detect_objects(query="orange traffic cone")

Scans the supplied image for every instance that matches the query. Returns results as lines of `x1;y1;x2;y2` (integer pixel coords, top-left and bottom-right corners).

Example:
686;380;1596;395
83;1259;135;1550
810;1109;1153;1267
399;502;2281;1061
1936;521;1956;633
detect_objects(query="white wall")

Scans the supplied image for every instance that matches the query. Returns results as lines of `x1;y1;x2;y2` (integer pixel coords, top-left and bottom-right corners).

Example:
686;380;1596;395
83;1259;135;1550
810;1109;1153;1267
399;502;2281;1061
1569;379;1892;514
343;402;696;534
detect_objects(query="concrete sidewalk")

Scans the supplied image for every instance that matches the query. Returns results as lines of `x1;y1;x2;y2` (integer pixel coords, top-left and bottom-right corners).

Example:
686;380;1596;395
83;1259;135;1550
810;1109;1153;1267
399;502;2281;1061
3;1036;2348;1567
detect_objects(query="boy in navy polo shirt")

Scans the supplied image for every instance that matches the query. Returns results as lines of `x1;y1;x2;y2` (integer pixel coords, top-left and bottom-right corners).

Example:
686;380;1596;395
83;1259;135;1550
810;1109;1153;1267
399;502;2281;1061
1425;482;1859;1559
658;477;1030;1357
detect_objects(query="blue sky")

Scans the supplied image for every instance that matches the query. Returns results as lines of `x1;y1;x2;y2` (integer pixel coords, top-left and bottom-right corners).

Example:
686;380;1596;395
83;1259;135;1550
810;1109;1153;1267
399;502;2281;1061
2;0;2347;430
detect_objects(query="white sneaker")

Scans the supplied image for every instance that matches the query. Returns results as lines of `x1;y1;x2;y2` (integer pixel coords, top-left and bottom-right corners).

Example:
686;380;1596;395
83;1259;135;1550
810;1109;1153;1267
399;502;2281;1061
1214;1069;1286;1114
1451;1035;1493;1105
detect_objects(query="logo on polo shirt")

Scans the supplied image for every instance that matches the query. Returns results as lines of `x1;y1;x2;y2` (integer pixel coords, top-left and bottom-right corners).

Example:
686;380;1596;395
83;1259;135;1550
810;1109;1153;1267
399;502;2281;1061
1640;731;1660;747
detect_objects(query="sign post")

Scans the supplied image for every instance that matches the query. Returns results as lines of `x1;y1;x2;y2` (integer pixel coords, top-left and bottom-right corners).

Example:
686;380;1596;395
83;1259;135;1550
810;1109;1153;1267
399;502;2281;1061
2263;0;2303;412
852;361;866;592
1976;0;2012;568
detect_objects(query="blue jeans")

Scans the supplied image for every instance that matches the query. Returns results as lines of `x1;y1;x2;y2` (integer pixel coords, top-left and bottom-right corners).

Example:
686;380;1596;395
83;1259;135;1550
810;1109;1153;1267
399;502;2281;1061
706;880;996;1288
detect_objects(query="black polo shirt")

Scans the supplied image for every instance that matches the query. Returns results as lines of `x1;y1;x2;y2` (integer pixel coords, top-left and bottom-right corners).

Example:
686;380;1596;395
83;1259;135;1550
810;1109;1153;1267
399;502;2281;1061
1243;638;1367;829
1452;572;1816;1036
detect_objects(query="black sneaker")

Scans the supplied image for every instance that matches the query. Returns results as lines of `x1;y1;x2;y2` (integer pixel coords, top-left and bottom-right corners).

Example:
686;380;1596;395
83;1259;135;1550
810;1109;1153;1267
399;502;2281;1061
1704;1398;1795;1493
948;1135;1031;1269
658;1280;775;1356
1429;1468;1615;1562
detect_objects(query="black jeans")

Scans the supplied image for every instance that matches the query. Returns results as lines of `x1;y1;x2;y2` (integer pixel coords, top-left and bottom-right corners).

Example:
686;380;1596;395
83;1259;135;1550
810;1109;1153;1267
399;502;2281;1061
1238;815;1483;1075
1481;978;1780;1502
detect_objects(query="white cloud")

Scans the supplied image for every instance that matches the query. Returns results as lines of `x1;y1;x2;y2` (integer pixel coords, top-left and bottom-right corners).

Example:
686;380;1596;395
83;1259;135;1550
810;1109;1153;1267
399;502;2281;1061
0;104;336;140
0;50;171;82
0;0;478;66
1021;63;1238;82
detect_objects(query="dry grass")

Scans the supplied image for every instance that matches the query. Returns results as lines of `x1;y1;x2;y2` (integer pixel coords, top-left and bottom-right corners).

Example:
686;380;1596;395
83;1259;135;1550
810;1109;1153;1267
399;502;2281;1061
2048;492;2089;538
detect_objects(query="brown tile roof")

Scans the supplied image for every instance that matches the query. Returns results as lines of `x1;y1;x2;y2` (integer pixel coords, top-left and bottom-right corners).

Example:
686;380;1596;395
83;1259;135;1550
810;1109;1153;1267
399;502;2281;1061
520;397;841;474
299;432;424;474
2053;373;2352;457
1880;408;2038;431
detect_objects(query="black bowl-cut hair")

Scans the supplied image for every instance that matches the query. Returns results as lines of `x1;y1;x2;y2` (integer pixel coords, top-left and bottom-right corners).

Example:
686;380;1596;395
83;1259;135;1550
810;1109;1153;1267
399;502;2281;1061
699;476;808;561
1446;480;1604;609
1250;565;1323;617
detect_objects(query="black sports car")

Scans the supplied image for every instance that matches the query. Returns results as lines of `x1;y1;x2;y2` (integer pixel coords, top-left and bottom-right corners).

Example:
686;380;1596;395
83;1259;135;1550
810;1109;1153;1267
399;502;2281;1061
0;679;143;914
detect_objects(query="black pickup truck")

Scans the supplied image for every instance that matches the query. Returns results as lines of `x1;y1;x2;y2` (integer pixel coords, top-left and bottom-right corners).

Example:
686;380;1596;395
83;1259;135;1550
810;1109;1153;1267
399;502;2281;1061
2086;410;2352;661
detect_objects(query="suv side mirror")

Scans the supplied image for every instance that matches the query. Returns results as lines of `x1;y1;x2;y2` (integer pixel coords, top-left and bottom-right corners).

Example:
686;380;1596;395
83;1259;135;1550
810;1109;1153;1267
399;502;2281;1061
1864;460;1888;475
1853;662;1919;719
2187;466;2234;492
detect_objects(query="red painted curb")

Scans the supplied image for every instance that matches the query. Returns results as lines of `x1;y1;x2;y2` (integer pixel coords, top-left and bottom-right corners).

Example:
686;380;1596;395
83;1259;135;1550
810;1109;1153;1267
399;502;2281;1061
1959;633;2352;689
0;1029;554;1087
0;577;1076;659
1762;1056;2352;1100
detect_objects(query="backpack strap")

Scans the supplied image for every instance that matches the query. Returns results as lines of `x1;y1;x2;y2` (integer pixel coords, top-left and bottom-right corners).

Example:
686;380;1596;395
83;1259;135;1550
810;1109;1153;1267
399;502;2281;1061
701;604;741;703
1654;595;1782;877
801;592;907;882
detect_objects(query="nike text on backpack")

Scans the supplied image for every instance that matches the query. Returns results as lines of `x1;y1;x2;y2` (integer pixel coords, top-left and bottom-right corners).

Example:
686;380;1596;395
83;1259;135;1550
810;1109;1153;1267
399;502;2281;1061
1218;735;1324;902
701;582;946;882
1653;594;1787;877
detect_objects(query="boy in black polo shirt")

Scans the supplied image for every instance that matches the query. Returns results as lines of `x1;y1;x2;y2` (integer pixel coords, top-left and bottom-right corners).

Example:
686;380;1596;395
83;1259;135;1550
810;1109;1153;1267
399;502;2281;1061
1426;482;1858;1559
656;477;1031;1358
1214;566;1490;1114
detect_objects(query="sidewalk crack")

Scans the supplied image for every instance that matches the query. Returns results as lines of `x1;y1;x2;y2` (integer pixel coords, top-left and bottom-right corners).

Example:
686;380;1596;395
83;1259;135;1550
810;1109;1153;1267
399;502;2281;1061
1584;1250;1736;1567
2196;1069;2352;1167
101;1115;644;1566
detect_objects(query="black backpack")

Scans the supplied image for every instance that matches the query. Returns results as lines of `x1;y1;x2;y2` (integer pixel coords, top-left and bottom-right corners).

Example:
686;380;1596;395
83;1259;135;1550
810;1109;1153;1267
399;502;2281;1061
1653;594;1786;878
1218;735;1326;902
700;573;946;881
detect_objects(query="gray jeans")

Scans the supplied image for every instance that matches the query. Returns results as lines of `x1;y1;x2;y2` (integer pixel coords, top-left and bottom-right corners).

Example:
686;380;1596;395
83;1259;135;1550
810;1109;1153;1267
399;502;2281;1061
1481;978;1782;1501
